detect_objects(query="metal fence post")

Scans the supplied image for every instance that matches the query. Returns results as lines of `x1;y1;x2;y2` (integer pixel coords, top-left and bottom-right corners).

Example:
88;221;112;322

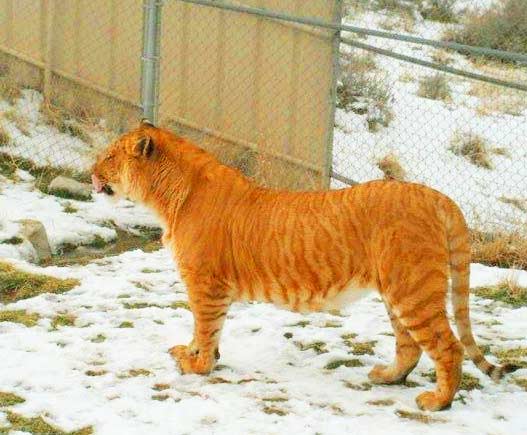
324;0;343;188
141;0;163;124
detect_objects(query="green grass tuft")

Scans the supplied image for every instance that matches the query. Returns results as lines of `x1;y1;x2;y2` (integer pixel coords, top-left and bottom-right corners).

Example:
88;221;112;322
1;236;23;245
473;282;527;307
119;369;152;378
0;392;25;407
395;409;445;424
170;300;190;310
90;334;106;343
44;227;162;268
423;370;482;391
262;406;288;416
495;347;527;368
294;341;328;355
0;310;40;327
5;411;93;435
85;370;107;377
343;381;372;391
288;320;310;328
62;203;78;214
51;313;76;329
325;359;364;370
118;321;134;328
346;340;377;356
0;261;79;303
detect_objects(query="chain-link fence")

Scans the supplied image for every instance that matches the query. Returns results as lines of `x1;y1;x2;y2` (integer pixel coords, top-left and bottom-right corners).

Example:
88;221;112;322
0;0;526;232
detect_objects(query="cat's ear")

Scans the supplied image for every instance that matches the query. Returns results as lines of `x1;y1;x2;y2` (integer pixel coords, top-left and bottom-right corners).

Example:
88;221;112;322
133;135;154;158
139;118;155;128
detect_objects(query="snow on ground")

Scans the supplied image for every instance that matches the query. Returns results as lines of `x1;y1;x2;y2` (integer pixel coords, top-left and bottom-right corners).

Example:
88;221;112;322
0;176;158;261
0;90;99;172
335;2;527;232
0;251;526;435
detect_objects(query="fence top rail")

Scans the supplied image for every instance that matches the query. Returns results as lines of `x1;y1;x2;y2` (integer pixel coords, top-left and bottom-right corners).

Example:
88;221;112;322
178;0;527;65
342;38;527;93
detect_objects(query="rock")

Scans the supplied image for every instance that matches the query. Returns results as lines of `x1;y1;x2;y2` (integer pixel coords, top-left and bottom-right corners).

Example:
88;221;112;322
17;219;52;262
48;176;92;201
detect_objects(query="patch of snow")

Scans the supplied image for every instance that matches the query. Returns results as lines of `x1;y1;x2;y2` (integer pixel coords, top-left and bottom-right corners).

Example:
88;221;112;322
0;252;526;435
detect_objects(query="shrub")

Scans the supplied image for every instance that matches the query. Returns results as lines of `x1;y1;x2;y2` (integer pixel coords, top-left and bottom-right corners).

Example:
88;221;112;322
0;261;79;303
418;74;452;101
447;0;527;60
419;0;457;23
449;132;493;169
337;53;394;131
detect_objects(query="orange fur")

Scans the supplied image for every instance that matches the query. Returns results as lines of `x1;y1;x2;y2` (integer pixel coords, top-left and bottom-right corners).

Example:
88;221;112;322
92;121;517;411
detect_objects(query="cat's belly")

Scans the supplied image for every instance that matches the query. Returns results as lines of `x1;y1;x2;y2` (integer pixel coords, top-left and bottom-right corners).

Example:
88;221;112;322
321;283;377;311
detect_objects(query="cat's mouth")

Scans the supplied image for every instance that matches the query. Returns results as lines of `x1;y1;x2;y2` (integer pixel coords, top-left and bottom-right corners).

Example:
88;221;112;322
92;174;114;196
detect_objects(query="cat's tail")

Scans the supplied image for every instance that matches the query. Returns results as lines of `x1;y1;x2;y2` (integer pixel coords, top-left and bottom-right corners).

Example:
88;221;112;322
444;197;519;381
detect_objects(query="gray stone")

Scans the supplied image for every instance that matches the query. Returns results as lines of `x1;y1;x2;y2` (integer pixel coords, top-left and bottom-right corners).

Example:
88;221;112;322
48;176;92;200
18;219;52;262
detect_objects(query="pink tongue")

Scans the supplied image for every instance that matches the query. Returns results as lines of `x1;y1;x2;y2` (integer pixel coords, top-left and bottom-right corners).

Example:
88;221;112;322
91;174;104;193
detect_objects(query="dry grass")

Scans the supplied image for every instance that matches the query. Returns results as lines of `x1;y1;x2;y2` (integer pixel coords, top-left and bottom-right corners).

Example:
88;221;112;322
0;152;90;194
398;71;415;83
0;77;21;104
468;62;527;117
367;398;395;406
419;0;457;23
0;261;79;304
449;132;495;169
514;378;527;391
471;230;527;270
0;124;10;146
418;74;452;102
379;14;414;33
446;0;527;61
431;50;453;66
377;154;406;181
498;197;527;212
3;109;30;136
41;103;93;145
